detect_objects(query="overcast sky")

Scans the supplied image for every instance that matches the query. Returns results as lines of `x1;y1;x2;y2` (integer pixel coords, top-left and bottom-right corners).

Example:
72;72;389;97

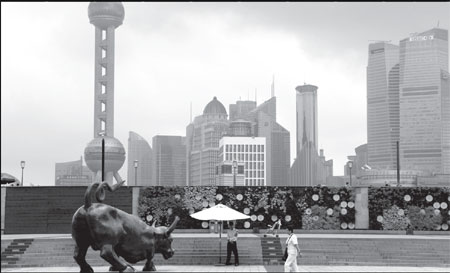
2;2;449;186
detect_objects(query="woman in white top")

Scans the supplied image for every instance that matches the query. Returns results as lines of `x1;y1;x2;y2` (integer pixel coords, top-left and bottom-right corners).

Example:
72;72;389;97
284;225;302;272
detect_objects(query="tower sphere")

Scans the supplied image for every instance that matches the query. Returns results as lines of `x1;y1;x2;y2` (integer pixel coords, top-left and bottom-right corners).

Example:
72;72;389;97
84;136;126;173
88;2;125;29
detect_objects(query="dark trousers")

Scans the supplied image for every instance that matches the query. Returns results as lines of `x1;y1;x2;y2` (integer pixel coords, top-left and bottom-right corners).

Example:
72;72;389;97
226;241;239;264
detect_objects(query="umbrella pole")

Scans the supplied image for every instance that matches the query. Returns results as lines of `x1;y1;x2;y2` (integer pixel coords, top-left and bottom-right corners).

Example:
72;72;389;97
219;220;222;264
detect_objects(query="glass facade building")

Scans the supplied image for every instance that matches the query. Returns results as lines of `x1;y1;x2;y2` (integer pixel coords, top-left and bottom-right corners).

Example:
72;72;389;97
367;42;400;170
152;135;186;186
127;131;153;186
399;28;449;175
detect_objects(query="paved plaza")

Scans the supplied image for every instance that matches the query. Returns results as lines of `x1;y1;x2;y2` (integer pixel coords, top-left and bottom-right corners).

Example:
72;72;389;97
2;265;450;272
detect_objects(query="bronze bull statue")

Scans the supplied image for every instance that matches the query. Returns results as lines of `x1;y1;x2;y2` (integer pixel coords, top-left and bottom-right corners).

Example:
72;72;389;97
72;181;179;272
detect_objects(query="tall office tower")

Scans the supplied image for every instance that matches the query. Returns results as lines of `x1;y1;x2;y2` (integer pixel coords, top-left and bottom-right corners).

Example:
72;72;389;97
152;135;186;186
84;3;126;185
290;84;332;186
217;137;266;186
186;97;229;186
242;97;290;186
55;157;94;186
229;101;257;121
399;28;450;175
127;131;152;186
367;42;400;170
295;84;318;155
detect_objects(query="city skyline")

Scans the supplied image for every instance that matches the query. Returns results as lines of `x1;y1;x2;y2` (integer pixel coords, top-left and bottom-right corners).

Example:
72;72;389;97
2;2;449;186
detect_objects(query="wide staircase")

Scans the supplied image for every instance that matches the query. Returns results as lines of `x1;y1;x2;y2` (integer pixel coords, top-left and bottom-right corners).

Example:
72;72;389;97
1;235;449;268
295;237;450;267
1;236;263;269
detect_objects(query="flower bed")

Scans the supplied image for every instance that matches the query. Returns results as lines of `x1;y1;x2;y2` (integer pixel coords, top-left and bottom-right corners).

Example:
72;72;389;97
138;186;356;230
369;187;450;231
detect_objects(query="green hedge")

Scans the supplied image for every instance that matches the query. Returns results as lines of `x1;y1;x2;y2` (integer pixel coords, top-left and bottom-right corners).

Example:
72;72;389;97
368;187;450;231
138;186;355;230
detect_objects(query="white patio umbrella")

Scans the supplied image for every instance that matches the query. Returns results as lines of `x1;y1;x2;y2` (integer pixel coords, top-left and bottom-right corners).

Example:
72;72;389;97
190;204;250;264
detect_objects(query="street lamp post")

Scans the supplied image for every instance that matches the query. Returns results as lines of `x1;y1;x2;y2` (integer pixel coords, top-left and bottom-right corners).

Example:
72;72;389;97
134;160;138;186
98;131;106;182
20;161;25;186
232;160;238;187
347;161;353;186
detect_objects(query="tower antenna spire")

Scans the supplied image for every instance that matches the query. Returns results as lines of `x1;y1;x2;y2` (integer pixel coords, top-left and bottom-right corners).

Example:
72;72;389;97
271;74;275;98
190;101;192;123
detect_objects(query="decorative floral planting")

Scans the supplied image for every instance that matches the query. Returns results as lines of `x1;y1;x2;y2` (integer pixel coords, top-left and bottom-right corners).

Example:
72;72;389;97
138;186;356;230
369;187;450;231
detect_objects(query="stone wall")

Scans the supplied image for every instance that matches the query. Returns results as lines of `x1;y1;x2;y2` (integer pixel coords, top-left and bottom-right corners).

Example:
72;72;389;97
3;186;132;234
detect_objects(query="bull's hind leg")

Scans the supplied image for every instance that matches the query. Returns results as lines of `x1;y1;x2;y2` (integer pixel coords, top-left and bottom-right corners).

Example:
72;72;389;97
100;244;134;273
73;244;93;273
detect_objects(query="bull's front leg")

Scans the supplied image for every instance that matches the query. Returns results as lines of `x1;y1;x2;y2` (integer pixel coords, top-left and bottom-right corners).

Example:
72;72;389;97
100;244;134;273
142;250;156;272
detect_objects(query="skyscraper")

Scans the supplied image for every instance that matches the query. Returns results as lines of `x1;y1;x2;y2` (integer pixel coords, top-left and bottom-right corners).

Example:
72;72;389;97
186;97;229;186
364;28;449;186
240;97;290;186
295;84;318;155
127;131;152;186
290;84;333;186
367;42;400;170
399;28;449;175
152;135;186;186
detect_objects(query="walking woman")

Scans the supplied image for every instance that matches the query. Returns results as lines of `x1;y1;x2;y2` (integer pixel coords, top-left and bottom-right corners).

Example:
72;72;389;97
284;225;302;272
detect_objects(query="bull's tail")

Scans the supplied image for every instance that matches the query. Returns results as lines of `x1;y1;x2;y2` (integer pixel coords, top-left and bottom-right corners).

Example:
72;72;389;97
84;180;126;209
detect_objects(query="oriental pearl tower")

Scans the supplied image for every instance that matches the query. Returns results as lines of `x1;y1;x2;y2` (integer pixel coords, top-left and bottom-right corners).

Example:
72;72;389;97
84;2;125;185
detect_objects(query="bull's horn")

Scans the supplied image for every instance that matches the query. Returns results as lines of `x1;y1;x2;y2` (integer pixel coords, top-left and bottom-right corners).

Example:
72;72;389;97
152;220;157;228
166;216;180;236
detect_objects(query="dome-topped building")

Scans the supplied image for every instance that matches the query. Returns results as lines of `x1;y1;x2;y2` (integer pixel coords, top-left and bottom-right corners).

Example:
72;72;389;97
186;96;230;186
203;96;227;120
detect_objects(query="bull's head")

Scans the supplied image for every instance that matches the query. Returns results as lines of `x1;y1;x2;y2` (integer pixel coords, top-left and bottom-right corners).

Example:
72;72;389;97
154;216;180;259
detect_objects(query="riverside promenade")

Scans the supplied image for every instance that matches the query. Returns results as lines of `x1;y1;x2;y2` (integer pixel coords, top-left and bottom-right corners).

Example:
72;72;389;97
2;233;449;272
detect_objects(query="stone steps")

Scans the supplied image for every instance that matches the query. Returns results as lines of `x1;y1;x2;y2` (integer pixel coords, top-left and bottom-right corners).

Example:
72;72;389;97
2;236;449;268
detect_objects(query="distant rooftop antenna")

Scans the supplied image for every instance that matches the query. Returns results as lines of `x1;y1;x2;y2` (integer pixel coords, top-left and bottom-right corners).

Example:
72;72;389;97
255;88;257;104
271;74;275;98
190;102;192;123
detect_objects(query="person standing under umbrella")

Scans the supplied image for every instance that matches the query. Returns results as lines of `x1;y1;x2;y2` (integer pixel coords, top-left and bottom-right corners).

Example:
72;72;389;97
225;221;239;266
284;225;302;272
